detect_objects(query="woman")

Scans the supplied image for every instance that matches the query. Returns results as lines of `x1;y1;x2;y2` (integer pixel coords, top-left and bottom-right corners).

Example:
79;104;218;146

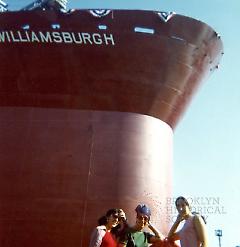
89;208;124;247
167;196;208;247
111;208;128;242
118;204;164;247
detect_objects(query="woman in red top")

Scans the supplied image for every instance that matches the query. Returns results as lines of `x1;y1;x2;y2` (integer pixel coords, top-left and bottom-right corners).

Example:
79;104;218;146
89;208;125;247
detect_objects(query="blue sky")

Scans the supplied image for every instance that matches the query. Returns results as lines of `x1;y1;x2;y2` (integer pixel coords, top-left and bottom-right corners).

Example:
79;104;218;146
5;1;240;246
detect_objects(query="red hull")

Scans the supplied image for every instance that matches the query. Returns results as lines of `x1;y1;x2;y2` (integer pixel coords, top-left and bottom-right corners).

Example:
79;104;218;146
0;9;223;246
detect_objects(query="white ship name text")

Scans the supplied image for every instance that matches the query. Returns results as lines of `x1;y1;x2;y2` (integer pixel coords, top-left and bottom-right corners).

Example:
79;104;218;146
0;30;115;46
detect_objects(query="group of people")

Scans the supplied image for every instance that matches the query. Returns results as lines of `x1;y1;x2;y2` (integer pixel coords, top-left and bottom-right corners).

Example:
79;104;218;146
89;196;208;247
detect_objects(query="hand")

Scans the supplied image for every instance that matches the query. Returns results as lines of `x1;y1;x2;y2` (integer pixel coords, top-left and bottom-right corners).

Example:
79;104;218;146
118;209;127;223
176;213;185;223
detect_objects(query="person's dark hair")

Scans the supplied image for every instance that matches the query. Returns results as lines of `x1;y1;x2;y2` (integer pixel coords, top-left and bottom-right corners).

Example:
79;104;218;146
175;196;190;207
106;208;119;217
97;208;119;226
98;216;107;226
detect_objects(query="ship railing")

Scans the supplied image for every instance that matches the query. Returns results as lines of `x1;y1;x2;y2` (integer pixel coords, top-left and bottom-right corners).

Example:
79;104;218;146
21;0;68;12
0;0;8;12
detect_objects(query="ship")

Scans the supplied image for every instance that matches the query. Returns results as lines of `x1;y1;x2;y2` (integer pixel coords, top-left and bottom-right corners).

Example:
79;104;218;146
0;0;223;246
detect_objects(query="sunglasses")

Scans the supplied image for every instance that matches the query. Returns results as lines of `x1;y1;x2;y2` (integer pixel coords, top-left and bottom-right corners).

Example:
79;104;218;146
136;215;149;221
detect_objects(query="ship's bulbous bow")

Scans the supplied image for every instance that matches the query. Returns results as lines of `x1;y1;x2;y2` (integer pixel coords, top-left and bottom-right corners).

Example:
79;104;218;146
0;9;223;247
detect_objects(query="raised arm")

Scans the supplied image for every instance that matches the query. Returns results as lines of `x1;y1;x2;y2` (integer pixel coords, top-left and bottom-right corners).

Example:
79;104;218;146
147;221;165;244
149;221;164;239
167;214;182;241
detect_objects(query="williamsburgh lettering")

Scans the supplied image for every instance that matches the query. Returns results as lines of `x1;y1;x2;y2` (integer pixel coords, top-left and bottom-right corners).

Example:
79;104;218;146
0;30;115;46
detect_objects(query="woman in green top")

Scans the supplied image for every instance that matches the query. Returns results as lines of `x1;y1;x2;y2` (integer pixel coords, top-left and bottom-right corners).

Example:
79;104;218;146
118;204;163;247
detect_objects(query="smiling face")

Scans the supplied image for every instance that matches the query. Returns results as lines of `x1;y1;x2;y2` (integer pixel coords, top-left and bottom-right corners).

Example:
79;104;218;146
135;213;149;231
106;213;119;229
